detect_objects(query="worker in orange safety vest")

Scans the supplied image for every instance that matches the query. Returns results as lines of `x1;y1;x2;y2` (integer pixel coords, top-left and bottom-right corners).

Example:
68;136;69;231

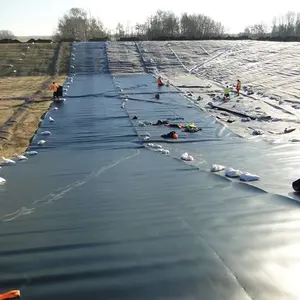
49;81;60;100
157;76;163;87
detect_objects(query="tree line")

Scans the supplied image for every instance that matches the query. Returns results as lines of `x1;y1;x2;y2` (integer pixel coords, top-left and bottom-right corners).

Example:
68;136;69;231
2;8;300;42
53;8;224;41
0;30;15;39
0;8;224;42
241;11;300;41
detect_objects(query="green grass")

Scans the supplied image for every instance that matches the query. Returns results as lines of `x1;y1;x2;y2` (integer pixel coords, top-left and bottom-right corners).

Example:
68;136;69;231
58;42;72;75
0;43;56;76
0;42;71;77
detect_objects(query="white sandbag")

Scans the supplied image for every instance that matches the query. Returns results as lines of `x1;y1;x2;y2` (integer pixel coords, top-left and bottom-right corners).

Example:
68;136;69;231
147;143;162;149
225;168;241;178
15;154;28;161
1;157;16;165
152;144;162;149
211;164;225;172
0;177;6;185
41;131;51;136
37;140;46;145
240;172;260;182
25;151;38;156
142;132;150;140
181;152;194;161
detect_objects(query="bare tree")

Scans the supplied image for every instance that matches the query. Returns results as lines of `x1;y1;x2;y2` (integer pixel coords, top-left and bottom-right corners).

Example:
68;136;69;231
251;23;268;37
179;13;224;38
242;27;252;37
54;8;106;41
88;18;106;39
0;30;16;39
161;11;180;37
267;11;300;39
271;17;278;37
142;10;180;38
116;23;125;37
296;13;300;36
135;23;147;37
285;11;296;36
180;13;198;37
136;10;223;40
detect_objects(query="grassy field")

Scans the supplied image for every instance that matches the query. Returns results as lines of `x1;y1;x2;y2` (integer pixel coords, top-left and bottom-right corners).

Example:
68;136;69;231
59;42;72;75
0;76;53;99
0;43;56;76
0;42;71;159
16;36;52;42
0;76;66;158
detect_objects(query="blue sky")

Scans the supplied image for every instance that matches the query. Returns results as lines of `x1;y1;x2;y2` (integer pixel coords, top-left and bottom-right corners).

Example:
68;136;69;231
1;0;300;36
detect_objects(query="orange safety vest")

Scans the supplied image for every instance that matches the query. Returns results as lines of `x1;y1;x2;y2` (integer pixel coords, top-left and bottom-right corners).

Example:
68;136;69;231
50;83;59;92
0;290;21;300
237;82;241;90
157;78;162;85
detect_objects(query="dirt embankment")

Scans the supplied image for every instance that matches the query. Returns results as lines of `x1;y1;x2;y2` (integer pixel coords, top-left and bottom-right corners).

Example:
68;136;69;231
0;42;71;158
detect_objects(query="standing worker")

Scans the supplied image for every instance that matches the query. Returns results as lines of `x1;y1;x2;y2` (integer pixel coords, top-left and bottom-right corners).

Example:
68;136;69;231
236;79;241;96
157;76;163;87
224;85;230;100
49;81;60;100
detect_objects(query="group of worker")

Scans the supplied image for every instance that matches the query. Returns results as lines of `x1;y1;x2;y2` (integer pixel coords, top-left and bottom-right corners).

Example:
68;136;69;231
224;79;242;100
51;77;241;102
157;76;242;101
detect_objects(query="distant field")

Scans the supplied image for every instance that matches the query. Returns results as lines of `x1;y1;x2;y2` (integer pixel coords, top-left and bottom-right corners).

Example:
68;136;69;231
16;36;52;42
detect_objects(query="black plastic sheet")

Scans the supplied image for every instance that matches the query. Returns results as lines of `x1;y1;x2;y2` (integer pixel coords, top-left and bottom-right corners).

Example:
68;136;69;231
1;42;300;300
